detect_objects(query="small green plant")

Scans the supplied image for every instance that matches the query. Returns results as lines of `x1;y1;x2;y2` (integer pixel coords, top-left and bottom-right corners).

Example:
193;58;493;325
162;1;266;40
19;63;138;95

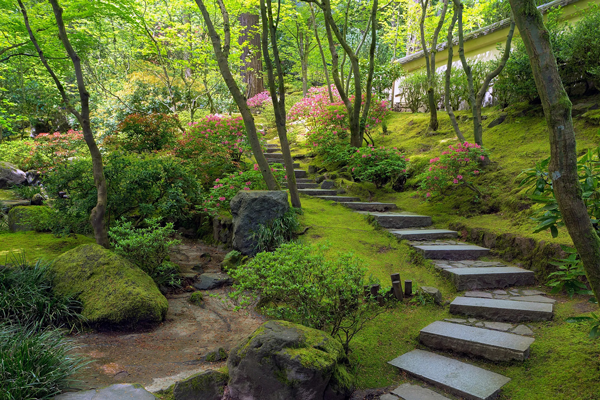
109;218;182;287
567;312;600;339
10;185;43;201
252;208;302;253
189;292;204;306
547;247;591;298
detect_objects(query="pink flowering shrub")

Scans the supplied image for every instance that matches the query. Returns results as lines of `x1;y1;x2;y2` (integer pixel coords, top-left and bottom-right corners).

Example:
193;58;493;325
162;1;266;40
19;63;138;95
200;166;286;216
247;91;272;111
418;142;489;199
182;114;251;162
349;145;409;189
23;130;86;173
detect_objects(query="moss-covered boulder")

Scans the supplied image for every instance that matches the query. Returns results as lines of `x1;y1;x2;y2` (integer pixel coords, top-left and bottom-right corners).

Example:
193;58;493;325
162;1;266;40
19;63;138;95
172;370;227;400
227;320;353;400
8;205;54;232
51;244;168;328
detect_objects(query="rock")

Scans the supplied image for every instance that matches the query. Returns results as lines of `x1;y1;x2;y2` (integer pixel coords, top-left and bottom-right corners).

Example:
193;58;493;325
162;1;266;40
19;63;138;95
572;102;593;117
321;180;335;189
230;190;289;256
227;320;353;400
205;347;228;362
379;395;399;400
0;162;26;189
483;321;514;332
464;291;493;299
26;170;41;186
51;244;168;327
308;165;318;174
189;292;203;306
8;206;53;232
512;325;534;336
220;250;242;271
316;175;326;184
421;286;442;305
213;215;233;246
172;370;227;400
487;113;507;128
30;193;44;205
54;384;157;399
194;272;233;290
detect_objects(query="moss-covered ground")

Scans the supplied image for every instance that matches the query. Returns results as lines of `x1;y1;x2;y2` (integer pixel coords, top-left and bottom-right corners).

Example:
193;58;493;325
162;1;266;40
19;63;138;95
0;231;95;263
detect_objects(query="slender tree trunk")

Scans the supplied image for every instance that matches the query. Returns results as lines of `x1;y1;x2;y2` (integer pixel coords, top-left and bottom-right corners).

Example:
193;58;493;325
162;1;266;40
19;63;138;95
194;0;279;190
310;4;333;102
239;13;264;99
360;0;378;133
444;7;465;142
390;6;402;109
260;0;301;208
419;0;448;132
509;0;600;302
19;0;109;247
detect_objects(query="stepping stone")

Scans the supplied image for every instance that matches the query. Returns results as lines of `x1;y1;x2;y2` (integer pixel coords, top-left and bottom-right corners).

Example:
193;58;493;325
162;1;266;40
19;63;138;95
193;273;233;290
511;325;534;336
465;291;493;299
342;202;398;212
482;322;514;332
442;266;535;290
521;289;545;296
294;169;307;178
298;189;338;196
362;212;432;229
388;349;511;400
412;245;490;261
493;290;507;295
510;295;556;304
391;383;451;400
380;395;399;400
314;196;360;203
450;297;554;322
444;318;467;323
420;321;534;362
390;229;458;241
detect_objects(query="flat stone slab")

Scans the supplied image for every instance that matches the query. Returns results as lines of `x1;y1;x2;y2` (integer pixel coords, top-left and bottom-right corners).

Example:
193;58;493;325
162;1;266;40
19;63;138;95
54;384;157;399
298;189;338;196
510;295;556;304
314;196;360;203
450;297;554;322
391;383;451;400
193;273;233;290
443;266;535;290
296;183;319;189
483;321;514;331
413;245;490;261
390;229;458;241
342;202;398;212
265;152;284;158
270;161;300;168
420;321;534;362
364;212;432;229
294;169;307;178
512;325;534;336
388;349;510;400
465;291;494;299
521;289;545;296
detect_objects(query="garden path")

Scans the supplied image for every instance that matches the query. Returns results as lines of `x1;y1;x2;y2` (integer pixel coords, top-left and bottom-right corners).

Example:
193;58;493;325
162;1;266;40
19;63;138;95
272;142;557;400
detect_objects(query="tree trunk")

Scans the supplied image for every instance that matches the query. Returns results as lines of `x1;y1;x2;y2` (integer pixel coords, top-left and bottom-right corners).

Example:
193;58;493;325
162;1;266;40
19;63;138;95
310;4;333;102
239;13;264;99
444;7;465;142
19;0;109;247
509;0;600;302
194;0;279;190
260;0;301;208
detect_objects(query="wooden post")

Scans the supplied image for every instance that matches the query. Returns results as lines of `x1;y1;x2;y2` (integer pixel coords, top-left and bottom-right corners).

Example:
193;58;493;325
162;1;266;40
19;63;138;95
392;280;404;301
390;273;400;283
370;284;384;306
404;280;412;297
364;285;370;297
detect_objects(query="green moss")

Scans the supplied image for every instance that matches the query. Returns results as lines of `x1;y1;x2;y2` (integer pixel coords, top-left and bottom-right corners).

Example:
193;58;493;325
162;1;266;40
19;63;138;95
582;109;600;125
0;231;95;262
51;244;168;327
189;292;204;306
8;206;55;232
0;189;17;201
280;321;344;370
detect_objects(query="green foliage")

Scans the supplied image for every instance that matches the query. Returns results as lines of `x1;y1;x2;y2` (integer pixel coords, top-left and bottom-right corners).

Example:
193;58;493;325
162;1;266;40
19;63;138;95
349;145;409;189
0;324;88;400
547;247;591;298
109;218;181;287
229;242;391;353
44;152;202;234
110;113;179;153
252;208;302;253
0;256;83;330
567;312;600;340
10;185;42;201
397;70;428;113
0;139;34;171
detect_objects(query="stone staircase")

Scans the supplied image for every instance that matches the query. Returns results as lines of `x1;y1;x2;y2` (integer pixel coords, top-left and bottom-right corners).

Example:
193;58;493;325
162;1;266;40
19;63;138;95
262;142;556;400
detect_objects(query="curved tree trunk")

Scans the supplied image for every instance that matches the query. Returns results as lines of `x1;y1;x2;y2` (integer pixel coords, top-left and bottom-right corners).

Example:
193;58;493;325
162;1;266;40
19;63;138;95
310;4;333;102
509;0;600;302
444;7;465;142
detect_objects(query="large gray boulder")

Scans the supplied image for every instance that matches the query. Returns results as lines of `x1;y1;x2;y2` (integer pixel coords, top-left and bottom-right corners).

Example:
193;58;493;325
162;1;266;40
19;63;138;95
230;190;289;256
0;162;26;189
227;320;353;400
172;370;227;400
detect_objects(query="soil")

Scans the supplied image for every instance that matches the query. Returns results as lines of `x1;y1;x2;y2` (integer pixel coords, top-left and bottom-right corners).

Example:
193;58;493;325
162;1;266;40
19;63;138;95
66;241;265;393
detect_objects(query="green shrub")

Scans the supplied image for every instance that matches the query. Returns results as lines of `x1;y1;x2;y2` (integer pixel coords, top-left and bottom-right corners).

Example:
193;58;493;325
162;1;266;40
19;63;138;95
229;242;390;353
0;257;83;329
0;139;35;171
547;247;591;298
110;113;179;152
349;145;409;189
109;218;182;287
0;324;88;400
252;208;302;253
397;70;428;113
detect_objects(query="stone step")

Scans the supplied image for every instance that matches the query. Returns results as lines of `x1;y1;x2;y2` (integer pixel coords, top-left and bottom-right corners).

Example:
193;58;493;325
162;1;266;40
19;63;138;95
443;266;536;290
265;153;284;160
450;297;553;322
390;229;458;241
342;202;398;212
298;189;338;196
390;383;451;400
419;321;535;362
388;349;510;400
359;212;432;229
295;170;307;178
412;244;490;260
296;178;315;184
268;160;300;168
314;196;360;203
295;183;319;189
265;148;280;153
